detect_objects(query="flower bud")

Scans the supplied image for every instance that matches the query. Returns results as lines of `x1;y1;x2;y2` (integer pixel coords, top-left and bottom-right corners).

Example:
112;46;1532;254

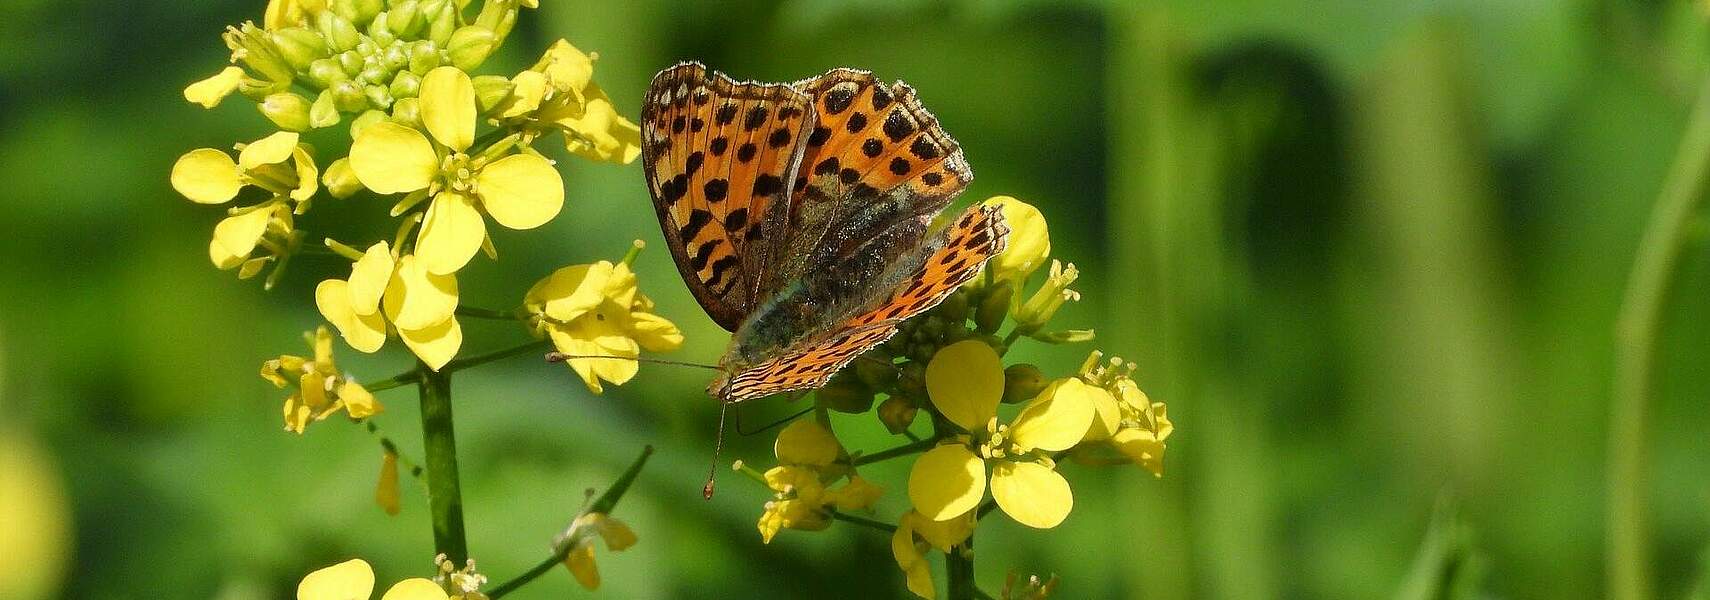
323;157;364;198
974;280;1013;334
1002;364;1046;404
423;0;457;45
1031;329;1096;344
936;290;969;324
309;90;340;128
472;75;515;114
896;361;926;398
331;80;368;112
447;26;496;71
364;83;393;109
365;12;395;46
306;57;347;87
381;42;409;71
337;49;366;78
389;70;421;99
854;354;898;390
474;0;520;42
238;77;289;101
389;97;421;128
260;92;314;131
268;27;329;72
358;61;389;86
877;395;918;434
816;373;874;414
349;109;386;138
385;0;424;38
407;40;441;75
333;0;383;26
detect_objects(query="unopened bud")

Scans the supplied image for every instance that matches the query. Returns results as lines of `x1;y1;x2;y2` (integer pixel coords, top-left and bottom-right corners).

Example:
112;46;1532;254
333;0;383;26
472;74;515;114
447;26;495;71
331;80;368;112
323;157;363;198
877;395;918;435
854;355;898;390
389;97;421;128
337;50;366;78
936;290;970;324
1002;364;1046;404
974;280;1013;334
306;57;347;87
365;12;395;46
407;40;441;75
309;90;340;128
260;92;314;131
269;27;329;72
238;77;289;101
423;0;457;45
897;362;926;397
364;83;393;109
349;109;386;138
389;70;421;99
386;0;424;38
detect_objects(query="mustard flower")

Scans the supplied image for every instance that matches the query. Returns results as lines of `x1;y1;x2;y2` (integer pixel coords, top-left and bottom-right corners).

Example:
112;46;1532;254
297;558;448;600
261;326;381;434
557;512;637;590
172;131;318;206
891;509;976;600
496;40;641;165
907;340;1095;529
316;242;464;370
1070;354;1174;477
756;419;883;543
524;260;682;393
349;66;565;274
982;196;1050;285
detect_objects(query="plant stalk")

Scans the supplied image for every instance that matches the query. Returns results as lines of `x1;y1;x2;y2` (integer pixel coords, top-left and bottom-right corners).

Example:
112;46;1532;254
1607;71;1710;600
419;364;468;564
946;538;975;600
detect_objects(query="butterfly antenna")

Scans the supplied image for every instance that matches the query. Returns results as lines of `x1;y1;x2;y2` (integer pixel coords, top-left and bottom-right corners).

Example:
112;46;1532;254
544;352;721;370
703;400;730;500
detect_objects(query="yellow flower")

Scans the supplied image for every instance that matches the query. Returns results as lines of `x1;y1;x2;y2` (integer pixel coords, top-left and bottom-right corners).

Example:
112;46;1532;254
907;340;1093;529
316;242;464;370
208;200;295;275
755;419;883;543
349;66;565;274
1013;259;1079;327
499;40;641;165
261;326;382;434
982;196;1050;284
297;558;448;600
183;66;248;109
524;260;682;393
1069;354;1174;476
891;509;976;600
171;131;318;205
558;512;637;590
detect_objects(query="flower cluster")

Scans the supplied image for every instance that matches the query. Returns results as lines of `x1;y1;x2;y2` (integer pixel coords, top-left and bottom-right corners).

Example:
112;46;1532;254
261;325;381;433
741;196;1172;599
524;248;684;394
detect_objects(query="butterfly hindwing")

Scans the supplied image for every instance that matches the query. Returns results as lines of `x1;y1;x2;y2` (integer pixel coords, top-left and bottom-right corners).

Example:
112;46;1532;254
721;203;1009;401
642;63;816;331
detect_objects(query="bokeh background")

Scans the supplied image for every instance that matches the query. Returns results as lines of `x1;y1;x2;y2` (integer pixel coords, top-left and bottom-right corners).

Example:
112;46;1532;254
4;1;1710;598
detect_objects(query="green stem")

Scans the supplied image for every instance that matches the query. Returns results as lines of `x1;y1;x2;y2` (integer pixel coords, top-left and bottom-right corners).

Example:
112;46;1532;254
946;537;976;600
487;446;655;599
418;364;468;563
1607;72;1710;600
455;305;522;320
363;370;421;393
830;510;898;533
852;437;938;466
442;339;551;374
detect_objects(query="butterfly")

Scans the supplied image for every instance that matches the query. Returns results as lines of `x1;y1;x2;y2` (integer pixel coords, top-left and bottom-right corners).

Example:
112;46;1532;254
639;63;1008;492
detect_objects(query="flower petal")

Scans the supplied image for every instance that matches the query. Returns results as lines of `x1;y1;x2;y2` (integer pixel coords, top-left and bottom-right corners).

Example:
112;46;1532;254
209;206;277;268
238;131;300;170
172;149;242;204
1083;383;1122;441
420;66;476;151
499;70;548;119
378;578;448;600
399;317;463;371
1113;428;1167;477
340;382;380;419
564;545;600;590
925;340;1004;432
598;516;637;551
556;89;641;165
350;121;437;194
530;262;612;323
983;196;1049;282
774;419;840;467
415;192;486;275
907;444;985;521
1008;378;1096;452
184;66;245;109
628;311;683;353
990;460;1073;529
348;242;394;316
316;279;388;353
476;153;564;229
533;39;594;93
296;558;374;600
546;327;637;394
290;146;320;201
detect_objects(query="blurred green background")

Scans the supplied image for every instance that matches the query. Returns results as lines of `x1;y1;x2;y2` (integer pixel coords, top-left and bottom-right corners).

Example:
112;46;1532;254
4;0;1710;598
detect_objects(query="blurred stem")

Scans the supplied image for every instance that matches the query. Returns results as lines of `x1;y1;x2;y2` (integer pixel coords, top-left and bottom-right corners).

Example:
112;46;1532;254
363;370;421;393
830;510;897;533
418;364;468;564
947;539;975;600
487;445;655;599
455;305;521;320
852;437;937;466
442;339;552;373
1607;71;1710;600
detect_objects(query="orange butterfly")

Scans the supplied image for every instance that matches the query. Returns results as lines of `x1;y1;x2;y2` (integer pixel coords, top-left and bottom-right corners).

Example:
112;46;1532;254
639;63;1008;494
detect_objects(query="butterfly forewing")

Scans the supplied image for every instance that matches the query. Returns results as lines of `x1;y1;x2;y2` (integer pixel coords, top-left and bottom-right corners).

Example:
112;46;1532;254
642;63;816;331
